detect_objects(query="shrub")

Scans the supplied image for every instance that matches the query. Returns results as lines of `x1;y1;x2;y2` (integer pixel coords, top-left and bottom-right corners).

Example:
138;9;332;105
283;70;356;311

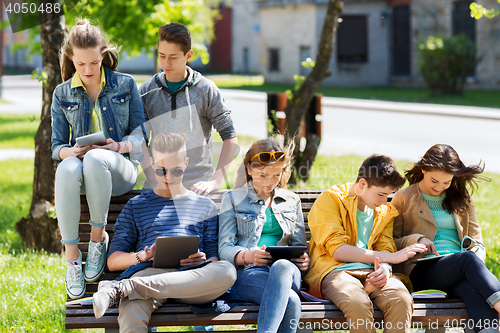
418;34;477;95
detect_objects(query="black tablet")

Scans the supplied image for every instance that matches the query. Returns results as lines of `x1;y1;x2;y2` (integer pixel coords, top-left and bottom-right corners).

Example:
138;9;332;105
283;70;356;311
266;245;307;261
411;253;453;264
75;131;107;147
153;235;200;268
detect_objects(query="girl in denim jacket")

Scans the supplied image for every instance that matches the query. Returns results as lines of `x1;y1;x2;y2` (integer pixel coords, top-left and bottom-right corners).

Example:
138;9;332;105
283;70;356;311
51;19;145;299
219;139;309;333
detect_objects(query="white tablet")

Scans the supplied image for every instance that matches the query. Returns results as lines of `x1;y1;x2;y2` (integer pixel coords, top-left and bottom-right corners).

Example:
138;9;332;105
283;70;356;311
75;131;107;147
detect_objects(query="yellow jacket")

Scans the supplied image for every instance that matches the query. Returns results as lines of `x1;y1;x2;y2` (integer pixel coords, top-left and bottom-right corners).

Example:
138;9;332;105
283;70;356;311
304;183;400;298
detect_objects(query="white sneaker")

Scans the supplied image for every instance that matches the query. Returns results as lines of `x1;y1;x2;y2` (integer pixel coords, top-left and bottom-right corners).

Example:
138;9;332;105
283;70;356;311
93;280;125;319
66;250;85;299
84;231;109;282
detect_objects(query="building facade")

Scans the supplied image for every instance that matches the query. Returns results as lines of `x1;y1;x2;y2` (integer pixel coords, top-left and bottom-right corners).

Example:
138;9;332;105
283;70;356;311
232;0;500;88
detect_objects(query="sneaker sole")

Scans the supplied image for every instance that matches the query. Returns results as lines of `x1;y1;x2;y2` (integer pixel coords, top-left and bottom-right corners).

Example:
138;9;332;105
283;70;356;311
92;298;105;319
66;282;86;300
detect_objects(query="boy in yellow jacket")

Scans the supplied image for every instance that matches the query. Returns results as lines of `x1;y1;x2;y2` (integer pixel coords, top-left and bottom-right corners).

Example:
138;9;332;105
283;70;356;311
305;155;427;333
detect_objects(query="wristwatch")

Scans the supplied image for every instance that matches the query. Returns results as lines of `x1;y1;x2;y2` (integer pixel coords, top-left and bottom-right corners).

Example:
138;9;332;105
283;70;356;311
136;251;145;264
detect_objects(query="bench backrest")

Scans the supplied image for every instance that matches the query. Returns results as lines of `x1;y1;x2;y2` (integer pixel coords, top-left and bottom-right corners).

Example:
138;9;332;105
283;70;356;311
77;189;324;295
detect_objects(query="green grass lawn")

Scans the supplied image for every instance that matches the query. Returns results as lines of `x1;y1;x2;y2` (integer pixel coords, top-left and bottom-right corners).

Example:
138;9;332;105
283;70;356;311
0;113;39;149
1;155;500;332
2;110;500;331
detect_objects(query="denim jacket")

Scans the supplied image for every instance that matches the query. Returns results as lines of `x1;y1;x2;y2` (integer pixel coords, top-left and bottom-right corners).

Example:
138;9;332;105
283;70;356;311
218;181;306;266
51;66;146;164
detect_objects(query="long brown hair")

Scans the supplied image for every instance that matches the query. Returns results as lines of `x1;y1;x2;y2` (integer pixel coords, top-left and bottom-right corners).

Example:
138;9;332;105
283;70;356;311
405;144;487;215
60;19;119;81
234;139;293;189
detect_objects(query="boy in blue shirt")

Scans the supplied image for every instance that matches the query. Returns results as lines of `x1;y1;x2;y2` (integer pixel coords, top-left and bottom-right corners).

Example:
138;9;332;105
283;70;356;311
92;132;236;332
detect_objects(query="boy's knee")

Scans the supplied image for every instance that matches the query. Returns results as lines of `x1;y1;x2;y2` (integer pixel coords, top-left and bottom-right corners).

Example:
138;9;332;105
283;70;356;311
377;279;413;313
211;261;237;287
392;289;413;310
118;299;153;333
333;289;373;317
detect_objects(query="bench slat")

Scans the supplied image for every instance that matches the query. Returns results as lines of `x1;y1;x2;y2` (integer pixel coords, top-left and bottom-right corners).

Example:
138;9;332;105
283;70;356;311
67;190;470;330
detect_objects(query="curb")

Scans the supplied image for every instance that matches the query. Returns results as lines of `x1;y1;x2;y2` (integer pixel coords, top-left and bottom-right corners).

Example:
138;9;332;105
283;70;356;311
220;89;500;121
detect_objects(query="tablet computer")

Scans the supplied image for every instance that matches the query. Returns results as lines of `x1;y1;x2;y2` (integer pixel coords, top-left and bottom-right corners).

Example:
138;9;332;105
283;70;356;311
75;131;107;147
266;246;307;261
411;253;453;264
152;235;200;268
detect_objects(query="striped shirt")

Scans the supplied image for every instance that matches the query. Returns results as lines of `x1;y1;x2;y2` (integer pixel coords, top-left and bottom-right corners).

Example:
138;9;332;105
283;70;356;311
109;190;219;259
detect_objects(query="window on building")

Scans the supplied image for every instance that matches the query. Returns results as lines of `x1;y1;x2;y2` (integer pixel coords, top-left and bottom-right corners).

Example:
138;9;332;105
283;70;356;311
453;0;476;44
299;46;311;76
269;48;280;72
391;5;411;76
452;0;476;76
243;47;249;74
337;15;368;63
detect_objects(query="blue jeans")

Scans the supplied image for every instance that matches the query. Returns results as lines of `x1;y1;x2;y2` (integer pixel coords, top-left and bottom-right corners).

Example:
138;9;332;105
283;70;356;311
55;149;138;244
233;260;302;333
409;251;500;333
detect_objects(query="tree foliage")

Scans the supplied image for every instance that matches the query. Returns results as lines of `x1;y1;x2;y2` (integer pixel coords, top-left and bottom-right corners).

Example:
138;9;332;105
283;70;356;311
13;0;222;252
470;1;500;19
418;34;477;95
11;0;222;68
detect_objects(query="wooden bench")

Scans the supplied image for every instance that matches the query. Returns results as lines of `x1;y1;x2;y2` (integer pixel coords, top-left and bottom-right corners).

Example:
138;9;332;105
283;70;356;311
66;189;469;332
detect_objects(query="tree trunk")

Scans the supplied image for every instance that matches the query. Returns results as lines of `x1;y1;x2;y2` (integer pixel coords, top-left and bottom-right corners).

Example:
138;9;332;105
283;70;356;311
284;0;343;185
16;2;67;253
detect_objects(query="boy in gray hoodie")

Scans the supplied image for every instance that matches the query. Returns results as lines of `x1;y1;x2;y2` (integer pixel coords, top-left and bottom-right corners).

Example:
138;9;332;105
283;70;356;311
140;22;238;196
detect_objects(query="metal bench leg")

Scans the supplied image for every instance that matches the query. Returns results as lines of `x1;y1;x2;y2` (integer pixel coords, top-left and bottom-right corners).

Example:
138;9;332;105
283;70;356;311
297;327;313;333
104;329;119;333
425;327;446;333
104;326;157;332
464;327;475;333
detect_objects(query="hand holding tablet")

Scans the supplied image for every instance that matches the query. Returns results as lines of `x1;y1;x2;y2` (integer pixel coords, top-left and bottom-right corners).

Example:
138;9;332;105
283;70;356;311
75;131;107;147
266;246;308;262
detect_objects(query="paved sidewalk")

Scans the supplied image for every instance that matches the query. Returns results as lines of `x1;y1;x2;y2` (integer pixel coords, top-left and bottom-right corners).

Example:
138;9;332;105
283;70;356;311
2;75;500;172
0;149;35;161
220;89;500;121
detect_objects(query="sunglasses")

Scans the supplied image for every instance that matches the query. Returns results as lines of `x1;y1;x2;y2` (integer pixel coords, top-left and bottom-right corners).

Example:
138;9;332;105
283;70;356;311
461;235;485;253
154;167;185;178
250;151;286;164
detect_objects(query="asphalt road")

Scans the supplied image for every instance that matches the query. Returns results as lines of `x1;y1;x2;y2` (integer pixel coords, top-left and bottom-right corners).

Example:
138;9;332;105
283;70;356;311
2;75;500;173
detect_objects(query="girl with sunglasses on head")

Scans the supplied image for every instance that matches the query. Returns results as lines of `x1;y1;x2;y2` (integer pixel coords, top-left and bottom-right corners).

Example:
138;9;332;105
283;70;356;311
392;144;500;333
51;19;146;299
219;139;309;333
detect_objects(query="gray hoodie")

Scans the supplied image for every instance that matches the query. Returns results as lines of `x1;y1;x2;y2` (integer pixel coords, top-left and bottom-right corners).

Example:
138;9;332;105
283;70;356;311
140;67;236;187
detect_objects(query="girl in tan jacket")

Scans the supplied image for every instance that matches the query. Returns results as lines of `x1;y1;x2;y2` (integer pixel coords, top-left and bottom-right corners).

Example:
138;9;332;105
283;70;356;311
393;144;500;333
